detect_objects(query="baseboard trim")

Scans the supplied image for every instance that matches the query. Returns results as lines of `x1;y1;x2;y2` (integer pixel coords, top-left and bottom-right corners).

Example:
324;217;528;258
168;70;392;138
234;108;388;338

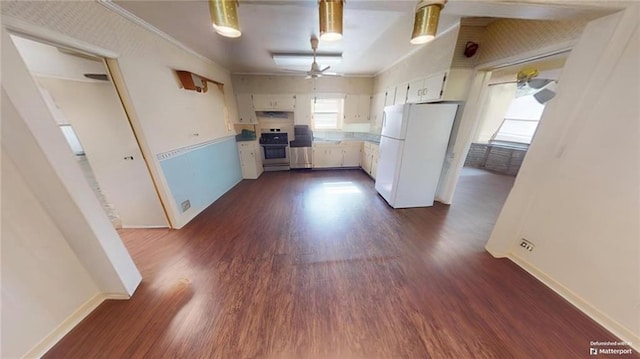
508;254;640;352
121;225;170;229
22;292;130;359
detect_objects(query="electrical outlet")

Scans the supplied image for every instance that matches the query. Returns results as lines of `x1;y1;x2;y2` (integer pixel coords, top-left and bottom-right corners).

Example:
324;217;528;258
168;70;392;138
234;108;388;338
181;200;191;212
519;239;535;252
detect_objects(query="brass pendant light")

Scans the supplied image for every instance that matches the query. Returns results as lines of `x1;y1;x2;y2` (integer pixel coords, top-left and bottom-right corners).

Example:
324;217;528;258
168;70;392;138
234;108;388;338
209;0;241;38
411;0;445;45
319;0;344;41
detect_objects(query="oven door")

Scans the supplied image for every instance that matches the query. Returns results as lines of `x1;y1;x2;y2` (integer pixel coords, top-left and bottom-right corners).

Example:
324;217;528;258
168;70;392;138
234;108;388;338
261;144;289;165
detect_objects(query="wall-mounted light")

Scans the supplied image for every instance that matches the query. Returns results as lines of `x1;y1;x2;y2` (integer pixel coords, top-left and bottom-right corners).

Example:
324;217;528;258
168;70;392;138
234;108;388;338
410;0;445;45
319;0;344;41
209;0;241;38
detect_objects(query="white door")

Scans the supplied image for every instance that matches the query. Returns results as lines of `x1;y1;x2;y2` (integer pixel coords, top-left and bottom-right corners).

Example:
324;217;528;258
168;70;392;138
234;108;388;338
374;136;403;206
36;77;167;227
381;104;408;140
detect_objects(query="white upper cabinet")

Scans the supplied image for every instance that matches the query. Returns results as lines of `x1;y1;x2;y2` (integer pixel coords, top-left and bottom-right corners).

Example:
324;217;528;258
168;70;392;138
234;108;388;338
252;94;296;111
394;82;409;105
406;78;425;104
422;72;447;102
384;87;396;107
404;71;472;104
369;92;385;132
406;72;446;103
235;94;257;124
344;94;371;124
294;94;311;125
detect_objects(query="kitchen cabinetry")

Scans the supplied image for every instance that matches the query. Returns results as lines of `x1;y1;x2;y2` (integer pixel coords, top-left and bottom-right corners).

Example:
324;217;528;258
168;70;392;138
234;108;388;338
313;143;343;168
236;94;257;124
394;82;409;105
313;141;363;168
370;143;380;179
369;92;385;133
237;141;263;179
344;94;371;124
406;72;447;103
361;142;380;179
342;142;361;167
384;87;396;107
252;94;296;111
294;93;311;126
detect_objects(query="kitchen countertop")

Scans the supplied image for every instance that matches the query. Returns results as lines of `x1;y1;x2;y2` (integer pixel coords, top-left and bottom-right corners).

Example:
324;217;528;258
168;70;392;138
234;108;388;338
313;138;380;144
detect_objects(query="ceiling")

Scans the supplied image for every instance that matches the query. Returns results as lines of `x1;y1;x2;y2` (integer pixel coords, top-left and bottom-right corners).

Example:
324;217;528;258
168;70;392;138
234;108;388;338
111;0;619;77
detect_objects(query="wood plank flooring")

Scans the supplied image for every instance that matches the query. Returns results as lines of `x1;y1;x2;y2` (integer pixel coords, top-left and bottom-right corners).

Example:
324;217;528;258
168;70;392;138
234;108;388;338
44;168;632;358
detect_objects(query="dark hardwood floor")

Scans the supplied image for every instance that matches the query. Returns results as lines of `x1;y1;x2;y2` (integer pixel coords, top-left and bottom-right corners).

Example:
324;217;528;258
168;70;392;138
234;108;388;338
44;167;631;358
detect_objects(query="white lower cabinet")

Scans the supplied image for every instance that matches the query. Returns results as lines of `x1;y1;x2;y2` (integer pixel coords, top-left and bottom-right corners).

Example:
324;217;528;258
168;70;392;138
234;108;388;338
342;143;361;167
237;141;263;179
370;143;379;179
313;144;343;168
313;142;362;168
361;142;379;179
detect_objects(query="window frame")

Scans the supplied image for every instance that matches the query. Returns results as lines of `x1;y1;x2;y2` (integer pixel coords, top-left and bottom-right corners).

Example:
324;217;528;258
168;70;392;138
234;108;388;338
310;94;344;131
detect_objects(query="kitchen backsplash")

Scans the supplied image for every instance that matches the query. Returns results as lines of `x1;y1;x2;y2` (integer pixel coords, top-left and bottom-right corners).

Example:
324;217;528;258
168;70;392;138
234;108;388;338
314;131;381;143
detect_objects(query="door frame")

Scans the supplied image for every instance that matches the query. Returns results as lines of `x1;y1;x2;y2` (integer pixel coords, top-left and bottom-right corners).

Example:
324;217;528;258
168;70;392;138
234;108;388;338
3;16;172;227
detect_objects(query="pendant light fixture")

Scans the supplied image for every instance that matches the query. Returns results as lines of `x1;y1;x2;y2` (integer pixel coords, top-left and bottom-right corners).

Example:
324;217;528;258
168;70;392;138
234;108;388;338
319;0;344;41
209;0;241;38
410;0;445;45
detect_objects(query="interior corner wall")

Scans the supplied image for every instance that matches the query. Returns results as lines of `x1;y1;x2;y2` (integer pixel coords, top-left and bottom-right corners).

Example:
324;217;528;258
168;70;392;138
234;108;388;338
1;150;100;359
373;24;461;93
1;1;241;228
486;7;639;347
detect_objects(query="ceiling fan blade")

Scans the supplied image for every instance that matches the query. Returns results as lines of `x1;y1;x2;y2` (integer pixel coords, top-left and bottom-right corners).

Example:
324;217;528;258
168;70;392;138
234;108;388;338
528;78;553;89
320;65;331;73
305;75;312;80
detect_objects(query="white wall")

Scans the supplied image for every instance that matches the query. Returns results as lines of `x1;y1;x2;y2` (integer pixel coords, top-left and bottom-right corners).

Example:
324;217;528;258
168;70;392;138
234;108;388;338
1;0;239;228
374;25;461;93
2;26;143;357
487;7;639;348
473;83;517;143
36;77;167;228
1;151;101;359
9;34;106;81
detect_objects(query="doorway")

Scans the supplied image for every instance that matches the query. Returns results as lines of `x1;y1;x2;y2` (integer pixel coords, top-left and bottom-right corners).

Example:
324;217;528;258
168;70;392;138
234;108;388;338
10;34;168;228
463;53;568;176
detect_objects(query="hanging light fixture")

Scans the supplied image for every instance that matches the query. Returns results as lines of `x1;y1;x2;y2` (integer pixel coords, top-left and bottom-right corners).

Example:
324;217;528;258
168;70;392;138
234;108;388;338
209;0;241;38
410;0;445;45
319;0;344;41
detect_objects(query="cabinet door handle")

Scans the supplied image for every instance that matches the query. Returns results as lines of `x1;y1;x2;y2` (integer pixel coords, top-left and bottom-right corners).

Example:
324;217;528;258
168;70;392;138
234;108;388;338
417;89;422;96
423;88;428;95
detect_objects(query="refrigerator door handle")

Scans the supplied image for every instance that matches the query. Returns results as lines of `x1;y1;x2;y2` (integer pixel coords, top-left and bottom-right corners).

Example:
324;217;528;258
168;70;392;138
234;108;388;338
382;111;387;130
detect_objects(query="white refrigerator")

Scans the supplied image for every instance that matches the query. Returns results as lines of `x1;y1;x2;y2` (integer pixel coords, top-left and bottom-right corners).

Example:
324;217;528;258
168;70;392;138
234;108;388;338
375;103;458;208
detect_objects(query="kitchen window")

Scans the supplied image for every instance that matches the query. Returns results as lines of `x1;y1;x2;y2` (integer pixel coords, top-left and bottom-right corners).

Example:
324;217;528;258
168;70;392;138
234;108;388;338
311;97;344;130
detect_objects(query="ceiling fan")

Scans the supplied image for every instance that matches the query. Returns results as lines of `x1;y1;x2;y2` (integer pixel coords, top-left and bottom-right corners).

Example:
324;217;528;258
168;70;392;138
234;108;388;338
494;68;558;104
282;36;340;80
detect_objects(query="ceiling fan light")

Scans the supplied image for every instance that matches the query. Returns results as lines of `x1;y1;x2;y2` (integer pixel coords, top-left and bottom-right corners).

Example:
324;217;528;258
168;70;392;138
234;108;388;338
411;1;444;45
209;0;241;38
319;0;343;42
